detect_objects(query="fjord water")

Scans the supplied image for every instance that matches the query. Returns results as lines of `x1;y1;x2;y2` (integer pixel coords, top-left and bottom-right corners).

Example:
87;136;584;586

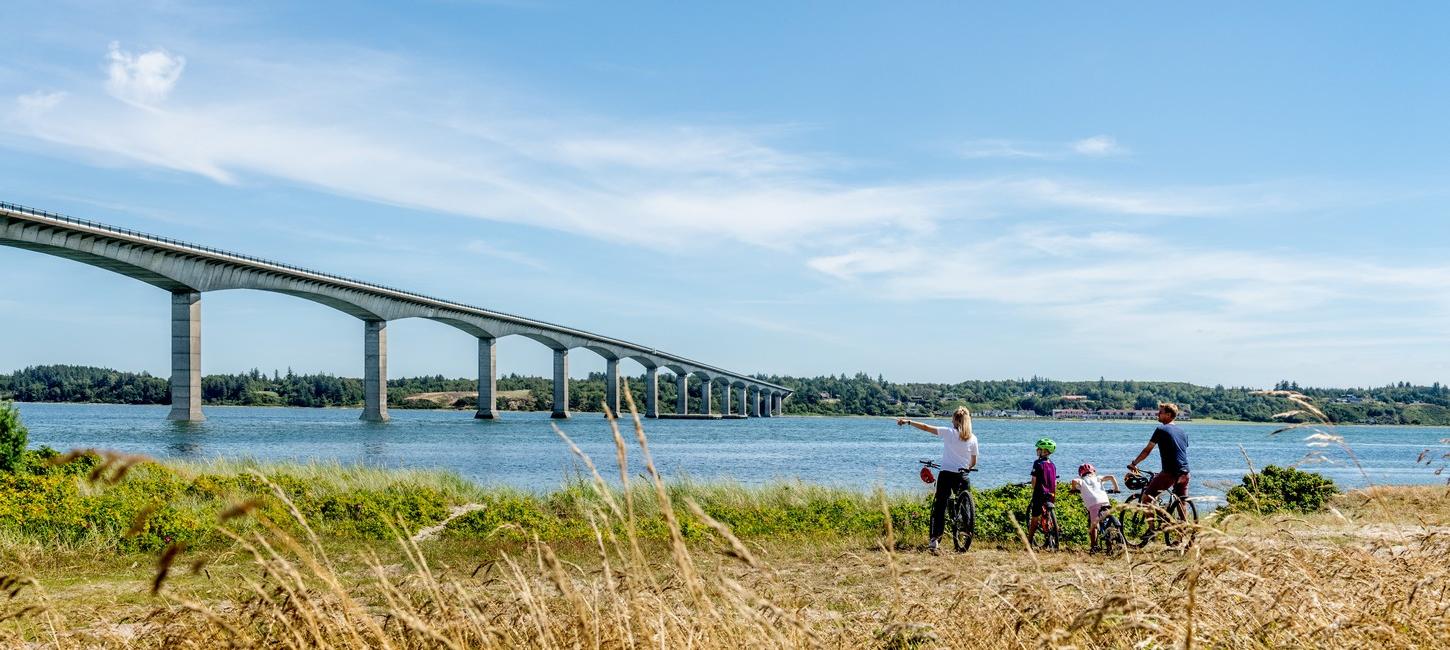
15;403;1446;499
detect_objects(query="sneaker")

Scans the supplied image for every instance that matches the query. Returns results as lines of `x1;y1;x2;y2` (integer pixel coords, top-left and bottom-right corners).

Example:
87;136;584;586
927;538;940;554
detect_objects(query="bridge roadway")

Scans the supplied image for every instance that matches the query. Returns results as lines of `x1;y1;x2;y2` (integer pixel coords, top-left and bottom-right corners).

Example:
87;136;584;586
0;201;792;422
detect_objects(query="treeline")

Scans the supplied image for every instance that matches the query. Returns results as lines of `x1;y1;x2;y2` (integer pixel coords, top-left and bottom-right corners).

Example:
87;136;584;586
759;373;1450;425
0;365;711;413
6;365;1450;424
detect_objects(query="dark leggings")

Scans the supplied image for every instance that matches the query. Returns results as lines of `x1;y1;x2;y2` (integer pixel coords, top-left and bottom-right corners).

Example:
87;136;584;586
929;470;964;540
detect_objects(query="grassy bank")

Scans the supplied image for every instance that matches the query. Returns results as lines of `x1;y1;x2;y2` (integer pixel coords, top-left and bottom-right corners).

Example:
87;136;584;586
0;449;1116;554
0;467;1443;648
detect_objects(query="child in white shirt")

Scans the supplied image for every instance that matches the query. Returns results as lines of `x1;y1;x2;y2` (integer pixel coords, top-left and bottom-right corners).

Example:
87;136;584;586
1070;463;1120;551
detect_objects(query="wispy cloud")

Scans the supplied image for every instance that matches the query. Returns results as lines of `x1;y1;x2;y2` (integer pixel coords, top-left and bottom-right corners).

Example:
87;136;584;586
1071;135;1126;156
807;226;1450;358
463;239;548;270
3;44;1297;256
959;135;1129;160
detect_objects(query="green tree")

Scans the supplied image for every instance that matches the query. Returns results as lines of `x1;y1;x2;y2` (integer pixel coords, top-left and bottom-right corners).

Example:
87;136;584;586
0;401;28;473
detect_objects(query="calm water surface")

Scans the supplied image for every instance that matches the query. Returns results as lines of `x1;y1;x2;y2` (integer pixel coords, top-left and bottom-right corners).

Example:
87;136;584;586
14;403;1447;500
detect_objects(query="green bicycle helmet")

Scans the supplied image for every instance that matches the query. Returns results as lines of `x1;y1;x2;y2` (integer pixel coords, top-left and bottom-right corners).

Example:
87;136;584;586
1035;438;1057;453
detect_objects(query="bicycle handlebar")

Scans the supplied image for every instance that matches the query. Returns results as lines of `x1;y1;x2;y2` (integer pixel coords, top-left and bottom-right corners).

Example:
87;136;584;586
918;460;976;472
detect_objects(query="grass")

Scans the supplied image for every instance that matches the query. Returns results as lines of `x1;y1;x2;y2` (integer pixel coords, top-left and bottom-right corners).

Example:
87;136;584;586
0;391;1444;647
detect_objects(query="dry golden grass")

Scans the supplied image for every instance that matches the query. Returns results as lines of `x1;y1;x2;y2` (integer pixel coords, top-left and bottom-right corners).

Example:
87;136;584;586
0;389;1446;649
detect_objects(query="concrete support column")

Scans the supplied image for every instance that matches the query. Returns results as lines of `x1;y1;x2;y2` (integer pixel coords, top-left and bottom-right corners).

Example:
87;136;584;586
167;291;204;422
739;385;749;417
676;374;688;415
362;320;389;422
774;393;784;416
762;392;774;418
645;367;659;418
475;337;498;419
751;389;762;417
722;384;732;415
604;358;620;416
701;379;713;415
551;348;570;419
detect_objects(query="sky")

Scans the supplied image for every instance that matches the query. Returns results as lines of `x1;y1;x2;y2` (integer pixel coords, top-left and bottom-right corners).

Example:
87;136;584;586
2;1;1450;388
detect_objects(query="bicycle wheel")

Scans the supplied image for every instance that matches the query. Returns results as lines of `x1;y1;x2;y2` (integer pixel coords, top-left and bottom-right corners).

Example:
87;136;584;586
1043;507;1059;550
1160;496;1199;548
951;490;975;552
1120;498;1158;549
1100;516;1127;557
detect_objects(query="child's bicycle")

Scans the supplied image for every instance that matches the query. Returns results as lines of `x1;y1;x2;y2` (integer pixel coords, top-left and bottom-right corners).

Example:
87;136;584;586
1121;470;1199;548
1094;490;1128;556
1014;483;1059;550
918;460;977;552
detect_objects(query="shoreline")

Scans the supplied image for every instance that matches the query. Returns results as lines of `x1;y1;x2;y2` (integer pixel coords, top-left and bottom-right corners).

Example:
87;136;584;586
12;401;1450;428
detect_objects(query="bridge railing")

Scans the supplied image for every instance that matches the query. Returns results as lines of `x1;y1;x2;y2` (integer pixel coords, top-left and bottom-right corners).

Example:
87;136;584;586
0;200;789;391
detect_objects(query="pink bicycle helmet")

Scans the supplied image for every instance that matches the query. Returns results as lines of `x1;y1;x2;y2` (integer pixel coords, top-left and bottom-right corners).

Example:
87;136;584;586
1078;463;1096;477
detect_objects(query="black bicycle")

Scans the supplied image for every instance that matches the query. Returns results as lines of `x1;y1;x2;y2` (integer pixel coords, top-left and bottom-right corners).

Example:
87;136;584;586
1095;490;1128;556
919;460;977;552
1121;470;1199;548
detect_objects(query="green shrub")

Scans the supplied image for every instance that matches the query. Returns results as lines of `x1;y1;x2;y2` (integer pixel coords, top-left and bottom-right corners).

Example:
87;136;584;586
0;402;28;473
1225;465;1337;514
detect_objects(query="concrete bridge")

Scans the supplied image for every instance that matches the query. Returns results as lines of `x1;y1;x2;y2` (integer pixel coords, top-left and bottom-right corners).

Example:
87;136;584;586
0;201;792;422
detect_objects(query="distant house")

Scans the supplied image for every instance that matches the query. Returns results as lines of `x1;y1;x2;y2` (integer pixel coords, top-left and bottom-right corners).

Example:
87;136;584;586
1333;394;1365;405
1061;395;1088;402
1052;408;1093;419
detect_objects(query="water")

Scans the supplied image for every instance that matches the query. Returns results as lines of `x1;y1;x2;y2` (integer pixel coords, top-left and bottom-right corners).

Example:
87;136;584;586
13;403;1448;500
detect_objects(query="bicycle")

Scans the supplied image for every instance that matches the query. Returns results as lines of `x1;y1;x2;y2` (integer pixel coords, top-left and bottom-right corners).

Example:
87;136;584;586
918;460;977;552
1012;482;1060;550
1031;500;1059;550
1094;490;1128;556
1121;470;1199;548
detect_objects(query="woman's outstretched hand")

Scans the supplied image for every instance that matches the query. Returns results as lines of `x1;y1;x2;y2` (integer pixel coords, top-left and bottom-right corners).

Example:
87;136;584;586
896;418;909;426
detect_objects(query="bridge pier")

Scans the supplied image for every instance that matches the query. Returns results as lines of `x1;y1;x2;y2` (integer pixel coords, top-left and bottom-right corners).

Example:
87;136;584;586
739;385;749;417
701;378;713;415
751;389;762;417
676;374;688;415
362;320;389;422
722;383;732;416
604;358;620;416
551;349;570;419
762;391;773;418
475;337;497;419
645;367;659;418
167;291;204;422
774;393;783;416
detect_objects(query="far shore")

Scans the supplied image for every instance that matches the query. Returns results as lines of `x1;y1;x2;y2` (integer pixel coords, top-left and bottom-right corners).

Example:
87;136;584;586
13;400;1450;427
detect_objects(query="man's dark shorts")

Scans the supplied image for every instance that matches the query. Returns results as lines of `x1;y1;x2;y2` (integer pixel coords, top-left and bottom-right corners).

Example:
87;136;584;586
1029;494;1054;519
1144;471;1190;500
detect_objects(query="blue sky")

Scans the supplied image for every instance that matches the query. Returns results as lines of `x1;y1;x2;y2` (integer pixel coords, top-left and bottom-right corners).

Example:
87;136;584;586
3;1;1449;388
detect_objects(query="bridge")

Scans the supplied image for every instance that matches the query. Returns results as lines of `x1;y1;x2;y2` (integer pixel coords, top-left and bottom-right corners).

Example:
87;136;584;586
0;201;792;422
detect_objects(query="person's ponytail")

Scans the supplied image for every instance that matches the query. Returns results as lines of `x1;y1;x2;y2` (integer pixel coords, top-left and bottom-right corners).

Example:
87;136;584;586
953;406;973;441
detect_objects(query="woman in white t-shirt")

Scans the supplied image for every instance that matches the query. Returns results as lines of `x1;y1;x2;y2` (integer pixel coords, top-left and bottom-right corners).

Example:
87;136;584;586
1070;463;1121;551
897;406;978;553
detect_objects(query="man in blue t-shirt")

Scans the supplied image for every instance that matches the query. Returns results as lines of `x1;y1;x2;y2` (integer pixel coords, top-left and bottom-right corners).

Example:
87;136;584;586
1127;402;1190;501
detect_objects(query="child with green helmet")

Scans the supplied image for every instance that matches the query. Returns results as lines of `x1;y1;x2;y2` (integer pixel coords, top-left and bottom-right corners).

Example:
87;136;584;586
1026;437;1058;545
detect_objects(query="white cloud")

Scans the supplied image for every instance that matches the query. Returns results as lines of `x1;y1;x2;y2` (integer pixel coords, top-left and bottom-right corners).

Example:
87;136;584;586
959;135;1129;160
14;91;65;117
806;228;1450;359
464;240;548;270
104;42;185;106
957;139;1050;159
1071;135;1125;156
6;46;1277;253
